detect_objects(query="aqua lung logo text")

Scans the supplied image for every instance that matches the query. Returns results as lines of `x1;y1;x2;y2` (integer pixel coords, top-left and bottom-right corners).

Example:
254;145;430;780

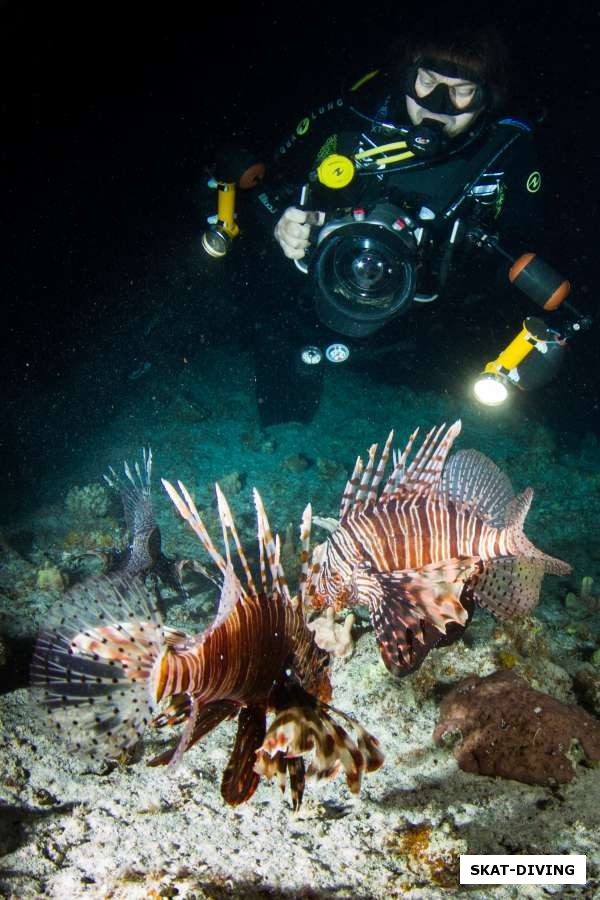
258;193;278;215
277;98;344;156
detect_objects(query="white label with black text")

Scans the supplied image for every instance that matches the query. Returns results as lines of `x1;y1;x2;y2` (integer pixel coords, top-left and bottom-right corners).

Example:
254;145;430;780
460;855;586;885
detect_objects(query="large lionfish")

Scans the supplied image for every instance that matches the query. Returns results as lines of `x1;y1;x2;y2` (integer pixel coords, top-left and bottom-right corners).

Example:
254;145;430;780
308;420;571;676
31;481;383;810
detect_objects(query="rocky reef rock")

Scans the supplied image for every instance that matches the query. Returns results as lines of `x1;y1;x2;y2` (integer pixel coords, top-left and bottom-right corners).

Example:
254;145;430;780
434;670;600;785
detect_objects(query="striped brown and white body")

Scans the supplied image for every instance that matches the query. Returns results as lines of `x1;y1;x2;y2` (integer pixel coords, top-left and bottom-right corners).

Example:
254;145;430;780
149;590;324;709
32;482;383;810
307;421;571;676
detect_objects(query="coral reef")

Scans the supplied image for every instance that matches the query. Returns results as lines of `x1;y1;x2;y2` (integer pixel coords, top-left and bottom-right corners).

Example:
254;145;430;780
218;471;243;496
434;670;600;785
307;607;356;658
384;819;466;890
65;483;110;519
282;453;311;473
35;561;68;592
565;575;600;614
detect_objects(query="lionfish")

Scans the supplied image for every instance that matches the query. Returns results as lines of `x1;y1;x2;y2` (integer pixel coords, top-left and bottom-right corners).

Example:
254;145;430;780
100;448;184;596
31;481;383;810
307;420;571;676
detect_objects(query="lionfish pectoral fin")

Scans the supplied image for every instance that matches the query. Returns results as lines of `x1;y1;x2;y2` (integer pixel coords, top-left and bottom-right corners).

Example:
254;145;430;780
148;698;239;767
221;705;267;806
255;702;383;808
472;555;549;618
30;574;165;760
367;561;473;676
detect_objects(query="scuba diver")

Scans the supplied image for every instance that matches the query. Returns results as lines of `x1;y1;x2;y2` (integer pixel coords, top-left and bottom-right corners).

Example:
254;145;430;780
202;19;590;426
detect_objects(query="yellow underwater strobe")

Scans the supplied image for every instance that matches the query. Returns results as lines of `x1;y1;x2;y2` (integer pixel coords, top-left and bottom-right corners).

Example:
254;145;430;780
473;317;567;406
473;251;572;406
202;153;266;258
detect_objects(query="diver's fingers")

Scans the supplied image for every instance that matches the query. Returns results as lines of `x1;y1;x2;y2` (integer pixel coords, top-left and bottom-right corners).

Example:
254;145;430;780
275;207;324;259
281;206;309;225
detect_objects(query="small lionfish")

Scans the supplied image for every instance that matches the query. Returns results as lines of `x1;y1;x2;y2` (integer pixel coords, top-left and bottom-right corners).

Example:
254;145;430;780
100;448;184;596
307;420;571;676
31;482;383;810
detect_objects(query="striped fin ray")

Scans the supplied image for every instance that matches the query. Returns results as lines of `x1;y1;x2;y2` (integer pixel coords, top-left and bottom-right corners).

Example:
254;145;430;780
297;503;313;611
104;446;152;494
161;478;226;577
149;698;238;767
304;540;328;609
366;430;394;504
257;515;268;594
253;489;292;604
340;432;396;519
354;442;379;509
396;421;462;499
215;484;258;597
339;456;364;519
256;699;384;809
383;426;420;495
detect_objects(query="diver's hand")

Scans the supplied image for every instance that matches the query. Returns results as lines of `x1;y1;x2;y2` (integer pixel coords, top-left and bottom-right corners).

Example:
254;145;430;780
274;207;325;260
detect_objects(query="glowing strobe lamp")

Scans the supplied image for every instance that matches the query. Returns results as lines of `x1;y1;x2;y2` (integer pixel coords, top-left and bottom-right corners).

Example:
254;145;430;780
473;317;564;407
473;370;509;406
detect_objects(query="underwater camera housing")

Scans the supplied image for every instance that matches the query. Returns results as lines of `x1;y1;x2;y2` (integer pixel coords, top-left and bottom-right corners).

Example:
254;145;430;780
299;203;419;338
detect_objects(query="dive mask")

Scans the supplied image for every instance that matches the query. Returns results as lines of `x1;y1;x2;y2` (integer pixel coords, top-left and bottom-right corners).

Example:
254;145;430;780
404;62;487;116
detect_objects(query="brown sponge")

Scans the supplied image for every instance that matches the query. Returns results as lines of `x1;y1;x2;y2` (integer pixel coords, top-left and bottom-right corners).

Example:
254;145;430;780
434;670;600;785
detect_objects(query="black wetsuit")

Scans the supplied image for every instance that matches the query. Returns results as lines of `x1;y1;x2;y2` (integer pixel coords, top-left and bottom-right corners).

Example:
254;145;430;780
244;69;543;426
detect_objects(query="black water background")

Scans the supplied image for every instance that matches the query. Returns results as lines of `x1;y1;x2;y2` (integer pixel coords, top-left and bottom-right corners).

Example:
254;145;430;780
1;0;599;519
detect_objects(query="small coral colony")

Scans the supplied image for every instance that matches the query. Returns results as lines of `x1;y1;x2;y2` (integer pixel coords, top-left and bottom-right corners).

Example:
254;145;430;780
31;421;571;810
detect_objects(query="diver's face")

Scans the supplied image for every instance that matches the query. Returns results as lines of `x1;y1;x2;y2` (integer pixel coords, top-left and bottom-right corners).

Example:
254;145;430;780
406;68;482;137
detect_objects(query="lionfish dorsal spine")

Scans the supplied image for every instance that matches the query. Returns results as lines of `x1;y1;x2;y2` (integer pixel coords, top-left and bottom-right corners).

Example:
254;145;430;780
161;478;227;574
304;540;327;606
103;447;152;495
382;420;462;501
213;561;246;626
339;455;364;519
402;423;442;491
253;489;292;605
366;430;394;505
127;447;152;492
353;442;379;509
215;484;257;597
383;426;419;494
297;503;312;611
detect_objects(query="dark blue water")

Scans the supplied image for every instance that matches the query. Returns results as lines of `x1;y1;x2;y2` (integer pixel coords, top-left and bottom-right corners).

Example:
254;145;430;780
1;0;598;520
